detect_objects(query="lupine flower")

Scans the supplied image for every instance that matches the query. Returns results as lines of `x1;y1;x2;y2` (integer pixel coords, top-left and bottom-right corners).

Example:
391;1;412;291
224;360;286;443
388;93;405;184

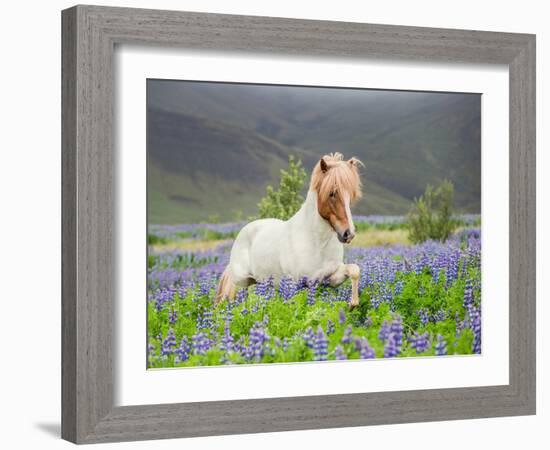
307;281;318;306
409;332;429;353
168;309;178;325
378;321;391;342
354;337;363;353
161;328;177;356
432;309;447;323
147;342;156;361
235;288;248;305
469;306;482;354
313;327;328;361
175;337;191;363
249;322;270;361
334;345;347;360
220;325;234;352
359;337;375;359
279;276;297;302
435;334;447;356
394;280;404;297
384;334;399;358
338;308;346;325
282;337;289;352
326;319;335;335
370;293;382;309
463;278;473;309
255;277;275;300
418;308;429;326
303;327;315;349
296;277;309;291
390;316;403;351
192;332;211;355
197;308;213;330
381;285;393;306
341;326;353;344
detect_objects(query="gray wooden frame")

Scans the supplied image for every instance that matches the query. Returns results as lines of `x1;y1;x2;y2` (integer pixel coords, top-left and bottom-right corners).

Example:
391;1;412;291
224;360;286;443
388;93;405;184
61;4;536;444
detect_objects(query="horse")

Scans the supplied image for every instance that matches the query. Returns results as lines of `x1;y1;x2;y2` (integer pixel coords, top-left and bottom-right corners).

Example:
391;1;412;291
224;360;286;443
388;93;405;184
216;152;363;309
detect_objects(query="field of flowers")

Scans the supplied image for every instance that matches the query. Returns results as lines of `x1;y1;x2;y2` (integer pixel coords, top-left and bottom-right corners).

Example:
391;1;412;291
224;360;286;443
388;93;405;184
147;216;481;368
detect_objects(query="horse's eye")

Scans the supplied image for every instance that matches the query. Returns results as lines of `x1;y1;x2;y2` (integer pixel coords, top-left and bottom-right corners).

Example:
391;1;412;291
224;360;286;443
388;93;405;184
329;191;336;198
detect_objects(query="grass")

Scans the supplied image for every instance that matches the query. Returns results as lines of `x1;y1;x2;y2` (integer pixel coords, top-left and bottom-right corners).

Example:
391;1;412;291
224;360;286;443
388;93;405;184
351;229;410;247
152;238;231;253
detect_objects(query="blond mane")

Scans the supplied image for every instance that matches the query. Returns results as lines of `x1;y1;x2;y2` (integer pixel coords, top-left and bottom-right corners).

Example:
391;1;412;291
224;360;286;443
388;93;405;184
310;152;363;203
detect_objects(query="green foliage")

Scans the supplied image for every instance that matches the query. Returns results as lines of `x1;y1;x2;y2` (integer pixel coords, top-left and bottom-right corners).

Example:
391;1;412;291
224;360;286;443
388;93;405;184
147;234;168;245
257;155;307;221
407;180;457;243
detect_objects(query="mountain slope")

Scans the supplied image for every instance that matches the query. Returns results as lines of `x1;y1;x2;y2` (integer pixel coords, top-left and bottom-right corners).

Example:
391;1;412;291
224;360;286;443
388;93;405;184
147;80;480;224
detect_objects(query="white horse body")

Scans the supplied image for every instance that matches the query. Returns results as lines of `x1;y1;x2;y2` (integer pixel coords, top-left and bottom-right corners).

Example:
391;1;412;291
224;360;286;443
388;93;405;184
229;190;344;286
216;152;362;308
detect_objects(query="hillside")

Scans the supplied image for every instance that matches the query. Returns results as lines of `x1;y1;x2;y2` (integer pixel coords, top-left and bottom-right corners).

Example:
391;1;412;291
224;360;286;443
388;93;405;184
147;80;481;224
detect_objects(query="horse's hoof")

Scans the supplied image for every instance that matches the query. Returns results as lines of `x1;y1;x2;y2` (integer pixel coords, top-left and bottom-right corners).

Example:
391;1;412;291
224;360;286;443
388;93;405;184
349;302;359;311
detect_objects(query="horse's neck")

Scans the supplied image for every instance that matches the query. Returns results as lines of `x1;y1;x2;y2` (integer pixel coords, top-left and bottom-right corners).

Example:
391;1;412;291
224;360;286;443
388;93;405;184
290;190;335;243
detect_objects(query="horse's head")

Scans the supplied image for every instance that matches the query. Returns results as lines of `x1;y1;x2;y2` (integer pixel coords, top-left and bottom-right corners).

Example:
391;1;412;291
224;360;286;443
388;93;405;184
310;152;363;244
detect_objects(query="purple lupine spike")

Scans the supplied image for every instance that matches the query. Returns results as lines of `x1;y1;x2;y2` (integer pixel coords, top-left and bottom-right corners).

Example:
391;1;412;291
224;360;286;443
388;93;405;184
334;345;347;360
303;327;315;349
175;336;191;363
161;328;177;356
469;306;482;354
313;326;328;361
463;278;473;309
384;334;399;358
370;294;382;309
338;309;346;325
378;320;391;342
381;285;393;305
168;309;178;325
279;276;297;302
147;342;157;362
196;307;213;331
432;309;447;323
297;277;309;291
435;334;447;356
306;281;318;306
282;337;289;352
326;319;335;335
394;280;404;296
390;316;403;351
409;331;429;353
220;325;234;353
249;322;270;362
341;326;353;344
359;337;375;359
418;307;429;326
235;288;248;305
191;332;211;355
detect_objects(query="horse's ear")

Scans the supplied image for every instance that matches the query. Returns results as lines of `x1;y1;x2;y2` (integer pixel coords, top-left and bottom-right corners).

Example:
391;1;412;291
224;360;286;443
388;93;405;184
348;157;364;168
320;158;329;173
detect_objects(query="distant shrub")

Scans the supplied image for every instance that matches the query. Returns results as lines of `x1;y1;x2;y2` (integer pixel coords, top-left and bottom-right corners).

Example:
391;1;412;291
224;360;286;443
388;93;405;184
147;234;168;245
407;180;457;243
257;155;307;221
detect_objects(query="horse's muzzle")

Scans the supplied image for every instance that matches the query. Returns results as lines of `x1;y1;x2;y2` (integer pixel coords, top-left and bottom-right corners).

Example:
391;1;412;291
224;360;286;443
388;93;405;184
338;229;355;244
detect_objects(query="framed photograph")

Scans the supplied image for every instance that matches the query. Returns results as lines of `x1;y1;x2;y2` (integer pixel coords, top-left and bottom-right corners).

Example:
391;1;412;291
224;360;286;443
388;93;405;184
62;5;536;444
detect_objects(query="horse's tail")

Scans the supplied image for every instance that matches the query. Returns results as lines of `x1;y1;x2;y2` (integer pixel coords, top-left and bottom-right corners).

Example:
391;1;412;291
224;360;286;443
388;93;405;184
215;266;236;304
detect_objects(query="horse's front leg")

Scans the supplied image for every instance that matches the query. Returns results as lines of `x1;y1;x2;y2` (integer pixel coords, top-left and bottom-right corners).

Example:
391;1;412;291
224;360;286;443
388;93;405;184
328;263;361;309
